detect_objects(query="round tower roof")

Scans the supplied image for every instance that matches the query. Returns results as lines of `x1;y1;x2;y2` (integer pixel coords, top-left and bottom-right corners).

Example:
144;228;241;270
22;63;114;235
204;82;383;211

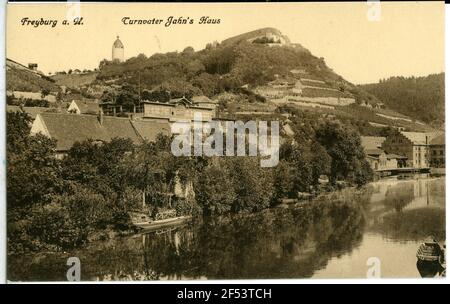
113;36;124;48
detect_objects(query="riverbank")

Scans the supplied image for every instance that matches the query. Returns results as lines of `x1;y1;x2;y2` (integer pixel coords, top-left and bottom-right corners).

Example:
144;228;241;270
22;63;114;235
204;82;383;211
8;177;443;281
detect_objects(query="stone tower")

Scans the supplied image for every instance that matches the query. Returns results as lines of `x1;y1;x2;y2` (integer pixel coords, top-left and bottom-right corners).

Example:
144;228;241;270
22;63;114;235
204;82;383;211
112;36;124;62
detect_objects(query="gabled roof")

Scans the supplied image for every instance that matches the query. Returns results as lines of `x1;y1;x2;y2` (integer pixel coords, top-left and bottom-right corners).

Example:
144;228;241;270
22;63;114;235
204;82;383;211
70;100;100;114
113;36;124;48
361;136;386;150
401;132;443;145
36;113;142;151
169;97;192;105
430;133;445;146
131;120;171;142
191;95;217;104
365;148;385;156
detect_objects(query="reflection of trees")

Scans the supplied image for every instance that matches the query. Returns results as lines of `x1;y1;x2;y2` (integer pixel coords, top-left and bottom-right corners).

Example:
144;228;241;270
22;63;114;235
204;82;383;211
383;183;415;212
9;198;366;281
372;208;445;242
140;199;365;279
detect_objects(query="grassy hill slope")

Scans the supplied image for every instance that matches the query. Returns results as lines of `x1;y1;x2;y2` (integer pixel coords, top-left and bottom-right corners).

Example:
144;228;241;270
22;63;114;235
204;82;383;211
6;60;59;93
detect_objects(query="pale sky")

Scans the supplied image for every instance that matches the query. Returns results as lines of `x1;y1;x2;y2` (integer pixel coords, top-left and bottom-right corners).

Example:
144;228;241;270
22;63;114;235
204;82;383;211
6;2;444;84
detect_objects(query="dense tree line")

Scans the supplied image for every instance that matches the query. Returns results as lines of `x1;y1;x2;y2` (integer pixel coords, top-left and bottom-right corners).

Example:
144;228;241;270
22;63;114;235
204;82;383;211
360;73;445;127
7;109;372;253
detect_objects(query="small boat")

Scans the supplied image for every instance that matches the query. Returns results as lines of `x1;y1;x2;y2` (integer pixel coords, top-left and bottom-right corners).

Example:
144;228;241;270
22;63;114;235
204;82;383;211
416;237;443;262
134;215;192;231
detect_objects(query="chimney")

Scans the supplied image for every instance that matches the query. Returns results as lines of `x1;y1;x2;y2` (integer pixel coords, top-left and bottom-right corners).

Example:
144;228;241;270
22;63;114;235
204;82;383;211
98;110;104;125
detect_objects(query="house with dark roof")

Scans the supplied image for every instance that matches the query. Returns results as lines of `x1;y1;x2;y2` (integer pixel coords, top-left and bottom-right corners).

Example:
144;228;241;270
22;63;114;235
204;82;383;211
30;112;170;158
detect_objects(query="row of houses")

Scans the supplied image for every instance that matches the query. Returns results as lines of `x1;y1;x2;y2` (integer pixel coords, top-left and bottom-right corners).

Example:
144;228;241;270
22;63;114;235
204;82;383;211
22;96;218;158
361;131;445;172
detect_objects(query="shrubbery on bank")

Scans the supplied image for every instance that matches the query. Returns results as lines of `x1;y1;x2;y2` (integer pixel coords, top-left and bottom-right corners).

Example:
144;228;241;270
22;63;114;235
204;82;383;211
7;110;372;253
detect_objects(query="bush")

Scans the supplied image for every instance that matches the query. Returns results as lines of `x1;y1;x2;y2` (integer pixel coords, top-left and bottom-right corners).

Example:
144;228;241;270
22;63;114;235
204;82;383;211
29;202;88;250
28;186;108;249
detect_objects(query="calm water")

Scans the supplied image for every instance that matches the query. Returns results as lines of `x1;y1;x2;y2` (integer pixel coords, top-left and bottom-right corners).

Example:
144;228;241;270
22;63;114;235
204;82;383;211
8;176;446;281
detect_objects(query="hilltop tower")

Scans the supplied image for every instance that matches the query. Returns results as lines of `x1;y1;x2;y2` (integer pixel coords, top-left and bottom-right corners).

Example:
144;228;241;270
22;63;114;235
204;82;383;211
112;36;124;62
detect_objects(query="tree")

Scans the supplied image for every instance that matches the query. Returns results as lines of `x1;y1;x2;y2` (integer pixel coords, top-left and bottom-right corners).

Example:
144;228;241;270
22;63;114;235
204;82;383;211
7;111;32;153
182;46;195;55
315;121;371;184
7;132;61;208
272;160;296;202
41;88;50;99
195;158;236;215
228;157;274;213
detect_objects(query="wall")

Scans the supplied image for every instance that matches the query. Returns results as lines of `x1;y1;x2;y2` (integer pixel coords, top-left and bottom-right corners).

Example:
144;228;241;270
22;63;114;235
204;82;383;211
143;103;213;122
112;47;124;62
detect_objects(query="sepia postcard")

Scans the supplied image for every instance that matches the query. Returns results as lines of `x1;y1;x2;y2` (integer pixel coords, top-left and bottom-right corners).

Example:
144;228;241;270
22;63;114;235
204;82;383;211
2;1;446;283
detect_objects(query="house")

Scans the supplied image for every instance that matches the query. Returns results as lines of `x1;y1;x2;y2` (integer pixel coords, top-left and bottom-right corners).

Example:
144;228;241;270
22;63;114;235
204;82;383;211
100;96;216;123
373;102;385;109
30;112;169;158
363;148;406;171
365;148;389;171
191;95;218;110
28;63;38;71
67;100;100;115
429;133;445;168
360;136;407;171
386;153;408;168
142;97;214;122
382;131;443;169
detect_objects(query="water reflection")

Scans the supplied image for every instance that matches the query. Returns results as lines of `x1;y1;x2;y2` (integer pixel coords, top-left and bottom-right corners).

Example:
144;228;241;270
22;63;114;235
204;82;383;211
7;177;445;281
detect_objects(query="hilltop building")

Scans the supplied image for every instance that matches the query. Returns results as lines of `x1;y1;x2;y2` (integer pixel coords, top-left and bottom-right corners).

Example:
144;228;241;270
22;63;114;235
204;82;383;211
112;36;124;62
28;63;38;71
222;27;290;46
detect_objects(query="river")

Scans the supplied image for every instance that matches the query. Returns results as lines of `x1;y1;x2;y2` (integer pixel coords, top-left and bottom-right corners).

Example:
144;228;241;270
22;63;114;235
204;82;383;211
7;176;445;281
